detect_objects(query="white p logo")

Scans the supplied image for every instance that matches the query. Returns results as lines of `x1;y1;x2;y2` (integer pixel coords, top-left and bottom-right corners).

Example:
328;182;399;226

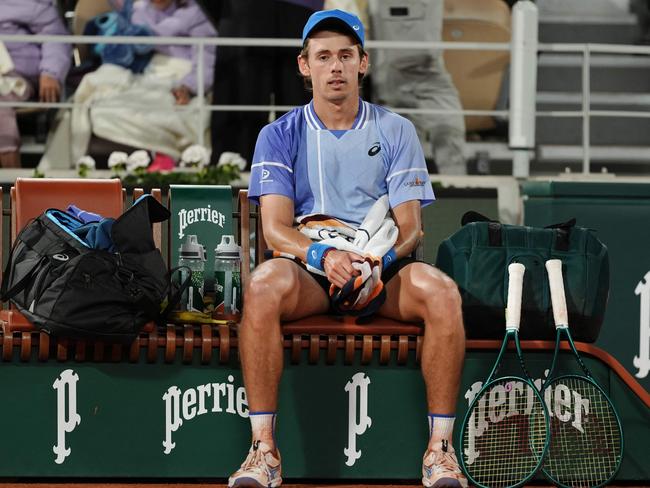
344;372;372;467
52;369;81;464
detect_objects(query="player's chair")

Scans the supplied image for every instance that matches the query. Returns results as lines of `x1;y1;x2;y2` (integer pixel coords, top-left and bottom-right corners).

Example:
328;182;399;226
0;178;125;336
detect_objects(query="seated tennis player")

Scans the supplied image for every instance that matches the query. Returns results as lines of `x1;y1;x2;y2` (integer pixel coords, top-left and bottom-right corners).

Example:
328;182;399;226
229;9;468;488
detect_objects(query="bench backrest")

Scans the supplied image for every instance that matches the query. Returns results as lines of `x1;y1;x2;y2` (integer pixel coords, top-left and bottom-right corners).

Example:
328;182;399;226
11;178;124;242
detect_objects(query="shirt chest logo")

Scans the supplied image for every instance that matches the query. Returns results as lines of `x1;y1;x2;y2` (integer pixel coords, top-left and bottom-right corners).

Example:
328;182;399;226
367;142;381;157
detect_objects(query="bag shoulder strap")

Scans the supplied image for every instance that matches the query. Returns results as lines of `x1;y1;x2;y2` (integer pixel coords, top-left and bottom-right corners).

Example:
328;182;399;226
461;211;502;246
544;217;576;252
1;259;41;301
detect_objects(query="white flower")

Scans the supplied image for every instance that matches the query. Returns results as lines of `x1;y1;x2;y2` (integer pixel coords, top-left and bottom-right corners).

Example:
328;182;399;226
75;155;96;170
217;151;247;171
127;150;151;171
107;151;128;169
180;144;210;168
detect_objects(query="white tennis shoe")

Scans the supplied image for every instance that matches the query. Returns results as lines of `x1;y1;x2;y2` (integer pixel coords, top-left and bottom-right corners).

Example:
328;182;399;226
422;440;468;488
228;440;282;488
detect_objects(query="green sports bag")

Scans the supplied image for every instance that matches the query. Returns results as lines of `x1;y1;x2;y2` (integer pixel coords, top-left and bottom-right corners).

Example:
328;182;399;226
435;212;609;342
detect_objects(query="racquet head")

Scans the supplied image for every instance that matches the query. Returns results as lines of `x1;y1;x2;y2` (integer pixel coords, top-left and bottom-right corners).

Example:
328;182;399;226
543;259;623;487
542;374;623;487
460;263;550;488
461;376;549;487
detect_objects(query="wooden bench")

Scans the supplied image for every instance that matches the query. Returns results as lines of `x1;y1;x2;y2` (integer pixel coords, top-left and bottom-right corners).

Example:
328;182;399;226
0;179;648;412
0;180;424;367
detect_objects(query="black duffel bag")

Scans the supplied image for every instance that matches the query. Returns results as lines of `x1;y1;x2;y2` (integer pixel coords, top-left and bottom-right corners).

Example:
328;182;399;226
435;212;609;342
1;195;174;343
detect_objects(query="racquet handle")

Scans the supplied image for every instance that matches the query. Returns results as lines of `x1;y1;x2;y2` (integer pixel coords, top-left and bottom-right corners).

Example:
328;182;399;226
545;259;569;329
506;262;525;331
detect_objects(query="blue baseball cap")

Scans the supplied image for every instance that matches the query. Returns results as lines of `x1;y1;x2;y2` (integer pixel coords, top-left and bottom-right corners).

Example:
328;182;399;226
302;9;365;47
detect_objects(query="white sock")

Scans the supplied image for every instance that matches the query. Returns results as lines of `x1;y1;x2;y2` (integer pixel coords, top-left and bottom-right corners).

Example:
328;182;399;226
249;412;276;448
428;414;455;448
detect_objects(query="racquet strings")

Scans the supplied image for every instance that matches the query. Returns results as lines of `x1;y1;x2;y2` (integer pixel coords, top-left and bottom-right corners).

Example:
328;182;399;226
543;376;623;488
462;377;548;487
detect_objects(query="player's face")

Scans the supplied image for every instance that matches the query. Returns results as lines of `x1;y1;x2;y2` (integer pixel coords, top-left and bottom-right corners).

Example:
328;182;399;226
298;31;368;103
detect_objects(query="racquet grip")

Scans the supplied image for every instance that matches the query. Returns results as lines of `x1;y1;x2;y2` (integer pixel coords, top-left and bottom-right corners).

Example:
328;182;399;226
506;262;525;330
545;259;569;328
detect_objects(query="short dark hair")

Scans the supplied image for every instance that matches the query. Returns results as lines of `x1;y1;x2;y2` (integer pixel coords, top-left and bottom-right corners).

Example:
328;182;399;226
298;21;368;91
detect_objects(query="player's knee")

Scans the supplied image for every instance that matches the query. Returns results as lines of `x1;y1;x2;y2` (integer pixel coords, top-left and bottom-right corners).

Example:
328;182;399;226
411;267;462;328
244;259;298;308
410;265;460;307
437;273;462;312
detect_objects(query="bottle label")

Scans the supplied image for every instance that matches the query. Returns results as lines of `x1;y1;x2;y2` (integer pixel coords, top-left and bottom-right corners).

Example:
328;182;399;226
214;270;241;318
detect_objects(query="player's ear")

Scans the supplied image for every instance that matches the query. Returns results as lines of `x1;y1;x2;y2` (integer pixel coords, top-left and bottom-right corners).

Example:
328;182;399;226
359;52;369;76
297;54;310;77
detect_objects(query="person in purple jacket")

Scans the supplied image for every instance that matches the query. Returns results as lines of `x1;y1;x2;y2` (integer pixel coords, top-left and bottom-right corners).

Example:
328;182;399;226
130;0;216;104
0;0;71;167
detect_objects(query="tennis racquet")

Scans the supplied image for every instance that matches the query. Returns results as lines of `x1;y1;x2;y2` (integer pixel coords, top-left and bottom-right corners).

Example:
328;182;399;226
542;259;624;487
459;262;550;488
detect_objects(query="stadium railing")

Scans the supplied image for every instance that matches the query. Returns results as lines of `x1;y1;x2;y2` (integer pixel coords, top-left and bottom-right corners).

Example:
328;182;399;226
1;3;650;176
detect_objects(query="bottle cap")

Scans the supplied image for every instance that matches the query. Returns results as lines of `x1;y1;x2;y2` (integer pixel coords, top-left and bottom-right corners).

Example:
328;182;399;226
215;235;240;258
179;235;206;261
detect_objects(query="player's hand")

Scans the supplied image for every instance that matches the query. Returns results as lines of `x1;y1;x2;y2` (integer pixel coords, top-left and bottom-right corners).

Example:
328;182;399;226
323;249;363;289
172;85;192;105
39;74;61;103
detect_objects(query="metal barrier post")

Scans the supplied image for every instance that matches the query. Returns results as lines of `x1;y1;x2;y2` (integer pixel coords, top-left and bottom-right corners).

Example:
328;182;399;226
509;0;538;178
582;45;591;174
197;41;205;148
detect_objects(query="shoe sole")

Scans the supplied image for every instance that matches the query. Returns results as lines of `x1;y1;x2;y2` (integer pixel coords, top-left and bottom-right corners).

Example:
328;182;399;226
422;476;468;488
228;476;282;488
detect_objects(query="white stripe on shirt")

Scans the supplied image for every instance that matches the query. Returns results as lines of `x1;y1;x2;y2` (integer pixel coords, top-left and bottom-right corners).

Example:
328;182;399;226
386;167;428;182
303;105;318;130
251;161;294;173
317;130;325;213
306;103;324;130
352;101;366;130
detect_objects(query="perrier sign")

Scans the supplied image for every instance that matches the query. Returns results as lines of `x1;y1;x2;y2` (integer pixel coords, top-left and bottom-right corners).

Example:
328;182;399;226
169;185;234;310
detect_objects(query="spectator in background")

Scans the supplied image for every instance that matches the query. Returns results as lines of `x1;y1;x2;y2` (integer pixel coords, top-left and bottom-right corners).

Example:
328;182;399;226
131;0;216;103
0;0;71;168
207;0;323;167
368;0;467;175
40;0;217;170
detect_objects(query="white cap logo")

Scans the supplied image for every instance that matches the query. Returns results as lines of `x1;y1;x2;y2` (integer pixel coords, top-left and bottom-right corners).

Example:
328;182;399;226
353;24;360;31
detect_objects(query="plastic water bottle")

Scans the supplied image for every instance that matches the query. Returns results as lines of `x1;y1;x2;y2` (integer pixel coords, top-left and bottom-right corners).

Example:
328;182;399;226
214;235;241;319
179;235;206;312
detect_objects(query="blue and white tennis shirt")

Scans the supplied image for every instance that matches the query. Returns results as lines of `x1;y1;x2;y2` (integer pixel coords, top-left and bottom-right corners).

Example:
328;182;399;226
248;98;435;227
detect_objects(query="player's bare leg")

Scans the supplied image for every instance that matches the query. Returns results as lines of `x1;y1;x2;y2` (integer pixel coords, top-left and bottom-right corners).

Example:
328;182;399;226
380;262;467;488
230;259;328;488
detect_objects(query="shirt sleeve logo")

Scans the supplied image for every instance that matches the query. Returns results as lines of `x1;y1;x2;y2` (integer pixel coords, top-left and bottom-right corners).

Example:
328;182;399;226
367;142;381;157
404;176;426;188
260;169;274;183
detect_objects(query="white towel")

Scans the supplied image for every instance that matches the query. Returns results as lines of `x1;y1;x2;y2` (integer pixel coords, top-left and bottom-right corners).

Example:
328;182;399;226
298;195;398;313
0;42;14;75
